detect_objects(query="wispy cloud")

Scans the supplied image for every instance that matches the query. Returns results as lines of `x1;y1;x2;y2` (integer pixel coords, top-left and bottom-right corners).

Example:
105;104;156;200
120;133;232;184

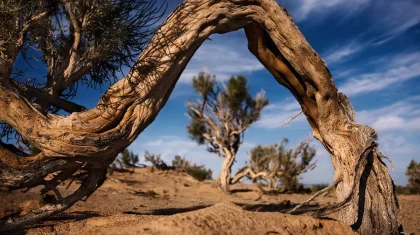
357;96;420;132
369;0;420;45
292;0;420;63
280;0;370;22
355;98;420;185
132;136;211;162
323;41;365;65
338;50;420;96
130;135;256;176
257;99;307;129
179;32;264;83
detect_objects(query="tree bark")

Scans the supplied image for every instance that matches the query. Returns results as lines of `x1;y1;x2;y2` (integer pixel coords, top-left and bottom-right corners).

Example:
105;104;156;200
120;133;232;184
219;151;236;192
0;0;399;233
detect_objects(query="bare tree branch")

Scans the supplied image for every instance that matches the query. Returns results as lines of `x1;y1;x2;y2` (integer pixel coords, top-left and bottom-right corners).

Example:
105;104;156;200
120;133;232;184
10;80;87;113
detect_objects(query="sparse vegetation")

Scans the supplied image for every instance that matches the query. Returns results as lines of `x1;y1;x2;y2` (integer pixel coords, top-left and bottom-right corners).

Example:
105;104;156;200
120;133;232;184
172;155;212;182
187;72;269;191
406;160;420;194
232;138;317;193
143;153;212;182
144;151;173;171
108;149;143;175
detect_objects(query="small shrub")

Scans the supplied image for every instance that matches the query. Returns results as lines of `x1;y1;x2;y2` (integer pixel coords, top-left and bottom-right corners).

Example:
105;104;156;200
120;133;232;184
172;155;212;181
188;167;213;182
108;149;141;175
395;185;412;195
144;152;173;170
406;160;420;194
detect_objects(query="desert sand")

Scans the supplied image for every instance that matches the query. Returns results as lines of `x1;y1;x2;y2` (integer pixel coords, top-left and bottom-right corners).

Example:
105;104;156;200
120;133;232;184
1;168;418;234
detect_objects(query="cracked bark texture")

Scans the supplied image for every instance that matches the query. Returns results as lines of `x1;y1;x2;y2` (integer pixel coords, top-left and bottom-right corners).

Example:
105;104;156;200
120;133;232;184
0;0;398;233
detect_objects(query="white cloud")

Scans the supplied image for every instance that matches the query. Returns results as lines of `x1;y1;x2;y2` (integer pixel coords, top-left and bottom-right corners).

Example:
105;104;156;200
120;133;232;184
296;0;420;64
323;41;364;65
283;0;420;41
369;1;420;45
281;0;370;22
356;97;420;133
179;32;264;83
256;99;308;129
371;51;420;68
355;98;420;185
129;135;256;177
338;50;420;96
131;135;212;163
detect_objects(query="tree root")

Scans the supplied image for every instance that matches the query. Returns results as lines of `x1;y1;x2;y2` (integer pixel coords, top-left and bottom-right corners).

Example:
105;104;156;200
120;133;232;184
287;175;343;214
0;155;111;232
311;143;376;218
0;167;107;232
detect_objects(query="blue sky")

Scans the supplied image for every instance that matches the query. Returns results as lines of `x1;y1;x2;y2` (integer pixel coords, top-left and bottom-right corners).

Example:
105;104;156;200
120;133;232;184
12;0;420;185
126;0;420;186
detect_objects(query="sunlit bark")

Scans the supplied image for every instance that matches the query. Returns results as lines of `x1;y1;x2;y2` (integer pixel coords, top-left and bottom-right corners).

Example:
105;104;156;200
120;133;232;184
0;0;399;233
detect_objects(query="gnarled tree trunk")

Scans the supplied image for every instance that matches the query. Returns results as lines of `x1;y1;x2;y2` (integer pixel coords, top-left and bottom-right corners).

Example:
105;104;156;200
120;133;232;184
0;0;399;233
219;151;236;192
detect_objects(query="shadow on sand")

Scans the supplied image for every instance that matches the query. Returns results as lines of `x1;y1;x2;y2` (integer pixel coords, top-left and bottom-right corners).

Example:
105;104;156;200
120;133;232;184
123;204;212;216
236;200;321;215
8;211;101;235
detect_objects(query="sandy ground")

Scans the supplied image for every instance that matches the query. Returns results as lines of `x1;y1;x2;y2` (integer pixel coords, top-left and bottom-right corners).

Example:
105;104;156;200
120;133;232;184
0;168;418;234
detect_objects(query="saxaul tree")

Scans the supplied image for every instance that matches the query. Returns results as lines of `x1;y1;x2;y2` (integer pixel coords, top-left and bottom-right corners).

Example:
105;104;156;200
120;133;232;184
0;0;165;230
186;72;269;192
0;0;399;233
406;160;420;194
232;138;317;193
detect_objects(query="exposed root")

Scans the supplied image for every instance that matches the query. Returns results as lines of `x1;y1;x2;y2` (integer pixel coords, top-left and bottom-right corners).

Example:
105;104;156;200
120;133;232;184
288;175;343;214
312;143;376;218
0;167;107;232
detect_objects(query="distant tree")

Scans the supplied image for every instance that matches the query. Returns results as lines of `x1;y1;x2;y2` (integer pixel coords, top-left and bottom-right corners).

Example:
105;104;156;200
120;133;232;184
172;155;212;181
108;149;142;175
406;160;420;194
187;72;269;192
232;138;317;193
144;151;173;171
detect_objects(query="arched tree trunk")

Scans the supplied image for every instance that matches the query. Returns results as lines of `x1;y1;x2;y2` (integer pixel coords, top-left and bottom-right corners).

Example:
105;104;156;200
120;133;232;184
0;0;399;233
219;151;236;192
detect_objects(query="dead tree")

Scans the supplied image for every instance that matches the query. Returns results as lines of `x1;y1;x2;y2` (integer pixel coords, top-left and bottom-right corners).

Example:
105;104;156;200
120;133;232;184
232;138;317;193
186;72;269;192
0;0;399;233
